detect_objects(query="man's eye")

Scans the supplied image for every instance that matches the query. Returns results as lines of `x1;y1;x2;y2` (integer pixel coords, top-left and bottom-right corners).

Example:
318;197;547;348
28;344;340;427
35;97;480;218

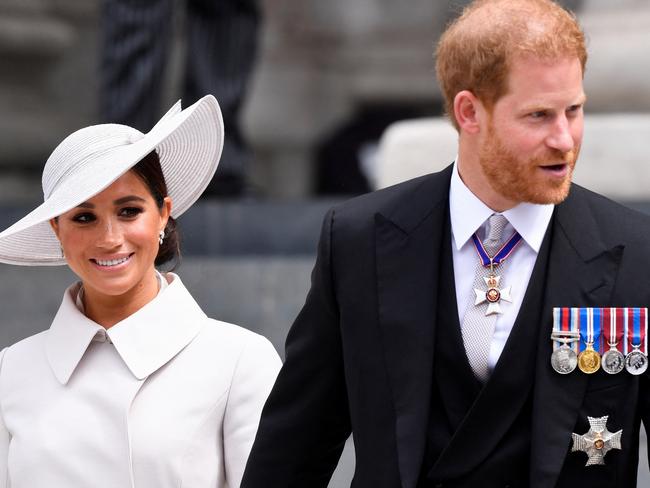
567;104;583;115
72;213;95;223
529;111;547;119
120;207;143;218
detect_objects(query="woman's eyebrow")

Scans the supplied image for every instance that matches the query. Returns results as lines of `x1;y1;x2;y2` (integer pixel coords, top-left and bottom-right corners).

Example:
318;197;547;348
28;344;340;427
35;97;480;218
113;195;147;205
74;195;147;209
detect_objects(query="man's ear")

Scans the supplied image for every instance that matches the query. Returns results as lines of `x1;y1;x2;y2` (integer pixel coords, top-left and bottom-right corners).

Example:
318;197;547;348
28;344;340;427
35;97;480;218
454;90;485;135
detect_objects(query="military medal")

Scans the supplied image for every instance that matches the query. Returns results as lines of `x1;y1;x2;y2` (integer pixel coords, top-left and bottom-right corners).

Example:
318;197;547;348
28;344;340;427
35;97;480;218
624;308;648;375
577;308;601;374
551;308;579;374
601;308;625;375
571;415;622;466
471;230;523;316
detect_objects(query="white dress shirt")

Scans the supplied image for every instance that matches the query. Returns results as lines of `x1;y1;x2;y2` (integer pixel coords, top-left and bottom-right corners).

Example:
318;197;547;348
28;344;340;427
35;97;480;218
0;273;281;487
449;161;554;370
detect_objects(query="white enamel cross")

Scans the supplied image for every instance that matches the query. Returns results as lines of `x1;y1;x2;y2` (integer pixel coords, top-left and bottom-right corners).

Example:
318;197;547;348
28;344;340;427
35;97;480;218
473;275;512;316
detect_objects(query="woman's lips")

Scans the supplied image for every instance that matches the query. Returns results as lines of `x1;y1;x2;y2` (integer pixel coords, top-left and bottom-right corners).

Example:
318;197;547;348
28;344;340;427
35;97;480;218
90;253;134;270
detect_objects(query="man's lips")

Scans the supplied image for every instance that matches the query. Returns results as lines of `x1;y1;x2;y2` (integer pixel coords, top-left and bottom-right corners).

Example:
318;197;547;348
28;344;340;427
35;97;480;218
539;163;569;177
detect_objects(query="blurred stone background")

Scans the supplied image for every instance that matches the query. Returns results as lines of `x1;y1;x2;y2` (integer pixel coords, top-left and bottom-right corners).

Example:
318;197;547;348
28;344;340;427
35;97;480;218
1;0;650;485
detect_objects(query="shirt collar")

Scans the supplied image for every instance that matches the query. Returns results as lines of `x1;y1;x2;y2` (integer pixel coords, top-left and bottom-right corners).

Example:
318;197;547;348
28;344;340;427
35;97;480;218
449;160;554;252
46;273;206;384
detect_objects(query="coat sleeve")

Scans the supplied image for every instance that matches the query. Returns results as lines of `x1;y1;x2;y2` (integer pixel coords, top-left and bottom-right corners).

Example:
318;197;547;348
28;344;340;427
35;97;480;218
0;348;10;488
241;208;353;488
223;334;282;488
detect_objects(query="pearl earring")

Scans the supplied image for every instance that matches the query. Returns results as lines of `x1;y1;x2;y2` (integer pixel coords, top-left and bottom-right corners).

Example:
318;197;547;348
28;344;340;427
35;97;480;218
158;230;165;245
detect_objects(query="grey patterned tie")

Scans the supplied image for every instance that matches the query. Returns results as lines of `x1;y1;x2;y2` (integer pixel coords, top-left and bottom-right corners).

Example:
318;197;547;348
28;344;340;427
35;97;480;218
461;214;510;382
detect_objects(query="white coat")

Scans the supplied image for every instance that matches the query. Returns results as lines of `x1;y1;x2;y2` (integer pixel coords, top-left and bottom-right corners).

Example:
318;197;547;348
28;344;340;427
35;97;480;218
0;273;281;487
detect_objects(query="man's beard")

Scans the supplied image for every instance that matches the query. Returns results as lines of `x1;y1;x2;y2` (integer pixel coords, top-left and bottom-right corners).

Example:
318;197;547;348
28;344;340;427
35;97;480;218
478;124;579;206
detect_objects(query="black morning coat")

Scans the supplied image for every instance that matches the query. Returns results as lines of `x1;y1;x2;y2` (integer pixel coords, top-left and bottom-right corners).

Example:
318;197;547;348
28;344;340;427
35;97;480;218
241;164;650;488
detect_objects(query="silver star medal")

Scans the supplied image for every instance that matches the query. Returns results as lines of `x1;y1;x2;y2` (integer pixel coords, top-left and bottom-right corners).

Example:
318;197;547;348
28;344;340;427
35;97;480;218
474;274;512;316
571;415;622;466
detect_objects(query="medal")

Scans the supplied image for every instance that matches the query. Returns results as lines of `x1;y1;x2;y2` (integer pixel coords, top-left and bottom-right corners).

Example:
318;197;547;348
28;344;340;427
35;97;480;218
571;415;622;466
601;308;625;375
550;336;579;374
624;308;648;375
577;308;601;374
551;308;579;374
471;230;522;316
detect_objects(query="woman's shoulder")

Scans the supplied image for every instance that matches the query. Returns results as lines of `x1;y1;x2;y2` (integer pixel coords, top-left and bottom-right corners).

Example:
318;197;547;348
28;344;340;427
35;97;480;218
200;319;276;350
192;319;281;366
0;331;49;383
1;331;48;361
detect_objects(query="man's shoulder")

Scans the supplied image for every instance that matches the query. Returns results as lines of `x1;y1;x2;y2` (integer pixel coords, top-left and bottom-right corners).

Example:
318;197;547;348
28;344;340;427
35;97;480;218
331;167;451;228
563;183;650;239
569;184;650;222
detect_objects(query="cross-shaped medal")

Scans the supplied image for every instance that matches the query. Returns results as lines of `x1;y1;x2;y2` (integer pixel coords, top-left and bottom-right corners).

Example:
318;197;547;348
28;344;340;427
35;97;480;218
473;265;513;316
571;415;622;466
471;231;522;316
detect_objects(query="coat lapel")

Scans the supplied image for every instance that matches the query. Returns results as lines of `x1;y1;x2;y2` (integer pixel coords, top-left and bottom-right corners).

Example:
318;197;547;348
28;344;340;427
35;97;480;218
375;166;452;488
530;186;624;487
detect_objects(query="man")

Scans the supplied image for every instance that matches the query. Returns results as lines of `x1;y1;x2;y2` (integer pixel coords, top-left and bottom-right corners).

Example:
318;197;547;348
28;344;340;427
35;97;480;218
242;1;650;486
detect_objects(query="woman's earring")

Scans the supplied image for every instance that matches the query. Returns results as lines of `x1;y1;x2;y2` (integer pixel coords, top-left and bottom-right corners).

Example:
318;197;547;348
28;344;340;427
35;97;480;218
60;245;65;258
158;230;165;245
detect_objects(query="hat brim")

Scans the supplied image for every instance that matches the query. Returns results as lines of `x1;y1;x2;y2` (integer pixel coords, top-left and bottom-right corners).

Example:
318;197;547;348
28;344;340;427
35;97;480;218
0;95;224;266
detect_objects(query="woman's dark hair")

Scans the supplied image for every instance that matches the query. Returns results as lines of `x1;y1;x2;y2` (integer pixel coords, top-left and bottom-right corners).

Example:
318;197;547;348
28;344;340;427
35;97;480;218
131;151;180;268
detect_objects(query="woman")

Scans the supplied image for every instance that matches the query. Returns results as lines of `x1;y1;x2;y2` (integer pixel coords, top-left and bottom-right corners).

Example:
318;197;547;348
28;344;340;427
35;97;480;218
0;95;281;487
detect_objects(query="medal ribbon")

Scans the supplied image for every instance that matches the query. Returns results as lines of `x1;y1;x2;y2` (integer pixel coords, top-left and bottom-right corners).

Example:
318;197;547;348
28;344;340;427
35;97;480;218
471;230;523;268
603;308;624;352
571;307;580;354
626;307;647;354
578;307;601;353
591;307;603;353
552;307;579;353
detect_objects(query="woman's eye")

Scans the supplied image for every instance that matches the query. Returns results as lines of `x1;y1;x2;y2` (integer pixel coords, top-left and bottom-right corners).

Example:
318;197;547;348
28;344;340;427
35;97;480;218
72;213;95;224
119;207;143;218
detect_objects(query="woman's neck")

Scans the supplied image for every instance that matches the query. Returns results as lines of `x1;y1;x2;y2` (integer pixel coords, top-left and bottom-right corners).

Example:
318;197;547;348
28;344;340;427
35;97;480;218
81;271;160;328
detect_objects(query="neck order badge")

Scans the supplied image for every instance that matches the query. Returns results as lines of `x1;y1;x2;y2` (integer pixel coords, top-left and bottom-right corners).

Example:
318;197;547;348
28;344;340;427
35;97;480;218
471;230;523;315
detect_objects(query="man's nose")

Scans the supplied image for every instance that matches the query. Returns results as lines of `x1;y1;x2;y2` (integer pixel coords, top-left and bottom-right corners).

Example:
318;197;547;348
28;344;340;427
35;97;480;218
546;115;577;154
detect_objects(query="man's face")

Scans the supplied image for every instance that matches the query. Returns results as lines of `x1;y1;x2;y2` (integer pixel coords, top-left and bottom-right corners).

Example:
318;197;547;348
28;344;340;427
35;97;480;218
477;56;586;206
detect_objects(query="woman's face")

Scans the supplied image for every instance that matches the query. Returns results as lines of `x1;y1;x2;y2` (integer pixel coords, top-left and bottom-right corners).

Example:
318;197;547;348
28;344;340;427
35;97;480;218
50;170;171;300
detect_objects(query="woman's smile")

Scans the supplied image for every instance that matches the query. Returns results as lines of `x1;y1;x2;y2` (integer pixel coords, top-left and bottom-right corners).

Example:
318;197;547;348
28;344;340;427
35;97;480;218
90;253;135;270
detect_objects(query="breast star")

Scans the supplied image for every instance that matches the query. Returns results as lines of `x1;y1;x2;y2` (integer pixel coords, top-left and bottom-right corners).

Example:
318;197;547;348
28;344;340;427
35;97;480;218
473;275;512;316
571;415;622;466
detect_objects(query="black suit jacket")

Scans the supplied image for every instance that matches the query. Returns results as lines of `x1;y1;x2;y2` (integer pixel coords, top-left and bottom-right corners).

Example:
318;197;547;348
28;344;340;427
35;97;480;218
242;165;650;488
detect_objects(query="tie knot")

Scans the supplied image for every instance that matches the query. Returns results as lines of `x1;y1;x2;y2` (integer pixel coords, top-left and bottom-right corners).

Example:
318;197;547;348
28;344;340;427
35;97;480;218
484;214;508;251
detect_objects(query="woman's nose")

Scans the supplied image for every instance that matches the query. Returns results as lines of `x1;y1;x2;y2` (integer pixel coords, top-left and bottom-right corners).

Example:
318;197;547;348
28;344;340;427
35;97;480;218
96;220;123;248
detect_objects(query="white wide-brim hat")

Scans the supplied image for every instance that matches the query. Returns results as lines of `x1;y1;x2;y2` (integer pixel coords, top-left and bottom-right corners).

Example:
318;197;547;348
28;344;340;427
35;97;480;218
0;95;224;266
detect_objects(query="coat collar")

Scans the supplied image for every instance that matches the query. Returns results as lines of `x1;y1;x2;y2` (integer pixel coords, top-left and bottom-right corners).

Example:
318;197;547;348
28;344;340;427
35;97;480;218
46;273;206;384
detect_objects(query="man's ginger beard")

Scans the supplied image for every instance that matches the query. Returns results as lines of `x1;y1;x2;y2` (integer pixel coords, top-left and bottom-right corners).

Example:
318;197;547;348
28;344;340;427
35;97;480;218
478;121;579;205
